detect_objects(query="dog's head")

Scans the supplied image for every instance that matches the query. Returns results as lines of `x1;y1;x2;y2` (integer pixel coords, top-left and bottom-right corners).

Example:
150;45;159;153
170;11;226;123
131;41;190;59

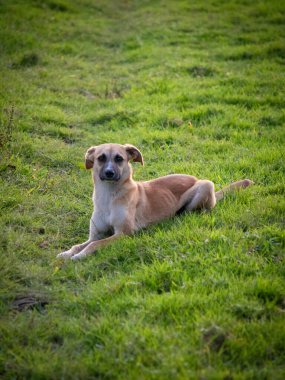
85;143;143;182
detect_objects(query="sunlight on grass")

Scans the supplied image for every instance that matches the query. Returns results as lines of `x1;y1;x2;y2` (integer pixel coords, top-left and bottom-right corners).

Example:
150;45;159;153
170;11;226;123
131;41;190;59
0;0;284;378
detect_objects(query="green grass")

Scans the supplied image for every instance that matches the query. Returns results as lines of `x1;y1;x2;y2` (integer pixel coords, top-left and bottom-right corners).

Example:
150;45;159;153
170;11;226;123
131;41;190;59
1;0;285;378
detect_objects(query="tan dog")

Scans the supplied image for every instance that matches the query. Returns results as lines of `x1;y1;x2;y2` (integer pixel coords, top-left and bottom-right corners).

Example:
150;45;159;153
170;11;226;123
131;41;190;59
57;143;253;261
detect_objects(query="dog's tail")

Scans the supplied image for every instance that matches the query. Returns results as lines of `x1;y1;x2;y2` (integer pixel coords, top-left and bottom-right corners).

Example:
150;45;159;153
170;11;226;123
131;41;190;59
215;179;254;201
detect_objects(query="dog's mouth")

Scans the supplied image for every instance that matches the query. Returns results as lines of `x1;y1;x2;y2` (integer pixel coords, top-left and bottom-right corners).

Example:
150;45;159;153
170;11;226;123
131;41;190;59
99;174;121;182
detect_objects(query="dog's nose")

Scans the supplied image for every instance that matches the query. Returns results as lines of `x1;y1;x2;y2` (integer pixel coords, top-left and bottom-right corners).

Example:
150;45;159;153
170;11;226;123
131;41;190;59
105;169;115;179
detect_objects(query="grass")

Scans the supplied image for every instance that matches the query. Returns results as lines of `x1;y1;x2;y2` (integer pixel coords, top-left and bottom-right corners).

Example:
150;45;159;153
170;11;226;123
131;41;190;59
0;0;285;378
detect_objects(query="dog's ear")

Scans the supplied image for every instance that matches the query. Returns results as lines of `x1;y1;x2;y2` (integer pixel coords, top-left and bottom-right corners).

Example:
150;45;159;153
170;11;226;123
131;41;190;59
85;146;96;169
125;144;144;165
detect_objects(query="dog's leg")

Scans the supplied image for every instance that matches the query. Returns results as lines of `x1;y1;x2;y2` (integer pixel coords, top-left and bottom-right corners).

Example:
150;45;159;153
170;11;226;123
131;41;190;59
70;222;134;261
183;179;253;212
57;214;102;259
184;180;216;211
70;234;121;261
57;239;94;259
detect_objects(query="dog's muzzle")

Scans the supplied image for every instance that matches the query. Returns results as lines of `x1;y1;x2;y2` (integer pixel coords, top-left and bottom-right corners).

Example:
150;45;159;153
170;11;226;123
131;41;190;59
99;166;120;182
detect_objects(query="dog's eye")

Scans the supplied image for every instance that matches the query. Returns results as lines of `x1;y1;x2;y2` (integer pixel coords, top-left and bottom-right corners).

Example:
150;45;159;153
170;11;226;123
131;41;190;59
97;154;106;162
114;155;123;163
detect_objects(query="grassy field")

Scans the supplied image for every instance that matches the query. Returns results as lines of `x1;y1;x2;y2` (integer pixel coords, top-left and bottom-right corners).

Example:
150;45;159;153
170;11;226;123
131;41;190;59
1;0;285;378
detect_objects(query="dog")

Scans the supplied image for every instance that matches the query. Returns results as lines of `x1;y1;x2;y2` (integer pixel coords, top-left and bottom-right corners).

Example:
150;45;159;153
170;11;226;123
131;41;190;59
57;143;253;260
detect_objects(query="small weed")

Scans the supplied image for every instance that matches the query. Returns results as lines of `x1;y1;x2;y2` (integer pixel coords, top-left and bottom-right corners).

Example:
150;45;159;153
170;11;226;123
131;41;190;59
46;1;69;12
12;293;49;312
0;105;14;153
89;110;137;128
227;51;256;61
11;53;39;69
231;303;265;320
104;82;125;99
202;325;228;352
267;46;285;59
187;66;216;77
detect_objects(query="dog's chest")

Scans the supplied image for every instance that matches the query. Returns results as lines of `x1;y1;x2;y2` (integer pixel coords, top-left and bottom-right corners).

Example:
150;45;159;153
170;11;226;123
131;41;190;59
94;189;112;223
93;187;126;230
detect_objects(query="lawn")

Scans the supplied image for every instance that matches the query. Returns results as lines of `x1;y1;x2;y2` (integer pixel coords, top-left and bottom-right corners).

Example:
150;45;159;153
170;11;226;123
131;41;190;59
0;0;285;379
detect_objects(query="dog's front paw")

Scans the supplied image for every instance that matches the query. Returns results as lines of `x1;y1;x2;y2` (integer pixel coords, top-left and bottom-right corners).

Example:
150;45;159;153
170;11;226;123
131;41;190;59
57;250;73;259
71;252;86;261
